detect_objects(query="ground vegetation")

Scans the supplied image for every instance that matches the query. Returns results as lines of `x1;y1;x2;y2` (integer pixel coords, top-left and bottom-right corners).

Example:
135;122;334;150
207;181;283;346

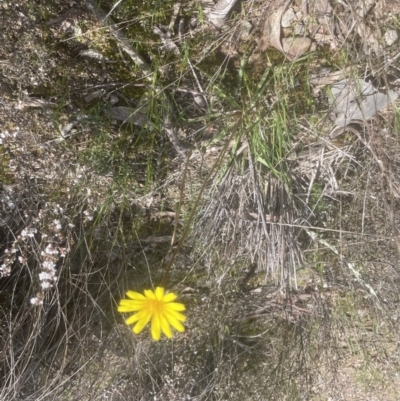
1;0;400;400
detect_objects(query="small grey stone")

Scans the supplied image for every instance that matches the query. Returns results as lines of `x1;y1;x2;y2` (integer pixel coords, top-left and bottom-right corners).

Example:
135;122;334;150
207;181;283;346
384;30;398;47
108;95;119;105
282;36;311;60
281;8;296;28
240;21;252;41
106;106;149;127
294;23;305;35
85;90;104;103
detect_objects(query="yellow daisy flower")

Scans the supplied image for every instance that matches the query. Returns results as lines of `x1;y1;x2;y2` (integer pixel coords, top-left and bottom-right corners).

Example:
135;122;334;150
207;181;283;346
118;286;186;341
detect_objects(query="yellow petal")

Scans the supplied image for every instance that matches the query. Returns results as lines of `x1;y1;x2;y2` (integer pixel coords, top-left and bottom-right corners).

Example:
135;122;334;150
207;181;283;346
125;309;148;325
155;287;165;301
162;293;177;303
119;299;145;306
133;313;152;334
126;291;146;301
163;311;185;332
118;304;144;313
163;308;186;322
164;302;185;312
144;289;156;300
160;314;173;338
118;300;145;312
151;314;161;341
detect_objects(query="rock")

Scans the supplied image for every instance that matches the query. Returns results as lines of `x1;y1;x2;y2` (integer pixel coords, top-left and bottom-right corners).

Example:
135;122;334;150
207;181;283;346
85;90;104;103
314;0;333;24
106;106;149;127
314;33;333;44
355;0;375;17
294;23;305;35
207;0;239;29
384;30;398;47
330;79;398;128
282;28;292;38
239;21;252;41
108;95;119;105
281;7;297;28
281;36;312;60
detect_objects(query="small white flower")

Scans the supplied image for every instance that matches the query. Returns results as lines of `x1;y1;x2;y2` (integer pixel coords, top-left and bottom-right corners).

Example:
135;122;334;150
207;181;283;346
21;228;37;238
44;244;59;255
40;281;52;290
30;297;43;306
39;272;53;281
42;260;56;270
0;264;11;276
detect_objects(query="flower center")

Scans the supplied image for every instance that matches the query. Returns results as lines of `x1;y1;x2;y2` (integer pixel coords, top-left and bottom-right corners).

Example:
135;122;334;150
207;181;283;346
147;299;163;314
